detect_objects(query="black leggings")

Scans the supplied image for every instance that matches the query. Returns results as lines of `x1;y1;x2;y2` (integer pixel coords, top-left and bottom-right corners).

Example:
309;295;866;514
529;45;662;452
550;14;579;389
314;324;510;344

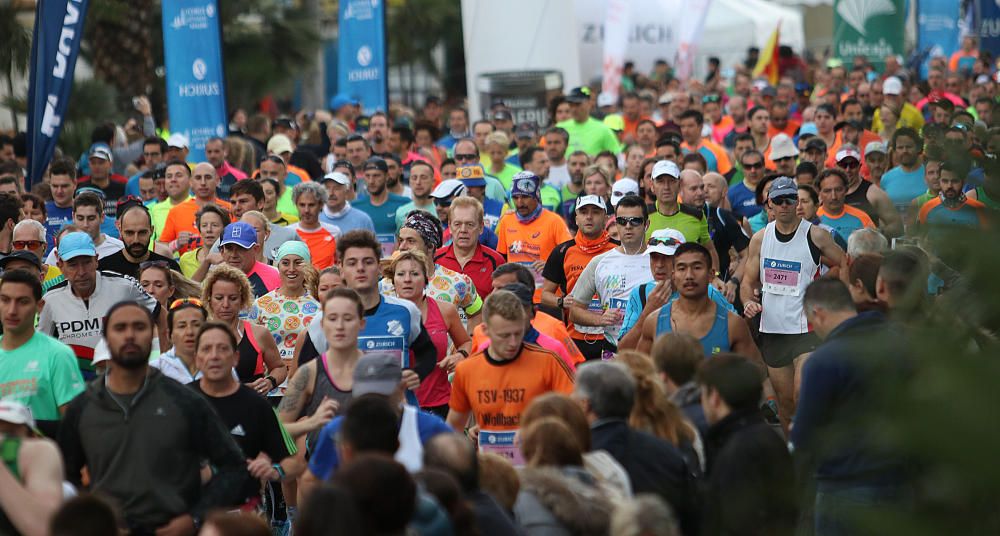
574;338;617;362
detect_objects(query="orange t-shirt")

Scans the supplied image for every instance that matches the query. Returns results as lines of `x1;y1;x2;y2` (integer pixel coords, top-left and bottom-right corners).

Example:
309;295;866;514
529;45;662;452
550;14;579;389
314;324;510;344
470;312;585;365
767;120;801;140
449;342;575;431
494;210;572;302
160;198;232;252
288;222;339;269
825;129;881;179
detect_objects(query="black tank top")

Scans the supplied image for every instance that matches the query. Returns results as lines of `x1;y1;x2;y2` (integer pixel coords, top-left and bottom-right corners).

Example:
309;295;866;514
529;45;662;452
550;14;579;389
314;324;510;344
235;321;264;382
846;179;879;223
304;353;353;453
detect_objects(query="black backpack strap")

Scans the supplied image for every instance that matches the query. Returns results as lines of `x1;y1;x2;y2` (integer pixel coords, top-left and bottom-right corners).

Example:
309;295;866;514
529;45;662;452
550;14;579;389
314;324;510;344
639;284;648;309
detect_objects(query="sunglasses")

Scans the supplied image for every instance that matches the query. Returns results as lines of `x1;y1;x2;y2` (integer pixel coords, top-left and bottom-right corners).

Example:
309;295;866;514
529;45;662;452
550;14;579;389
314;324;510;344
773;156;795;163
12;240;44;250
433;199;453;208
116;195;145;208
742;162;764;170
170;297;203;310
615;216;645;227
839;160;860;169
140;259;171;270
265;155;286;166
702;94;721;104
648;236;681;247
770;196;799;206
454;153;478;161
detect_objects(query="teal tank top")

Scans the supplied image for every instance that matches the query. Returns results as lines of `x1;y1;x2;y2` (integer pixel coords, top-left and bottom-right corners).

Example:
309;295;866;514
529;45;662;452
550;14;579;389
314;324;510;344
656;301;730;356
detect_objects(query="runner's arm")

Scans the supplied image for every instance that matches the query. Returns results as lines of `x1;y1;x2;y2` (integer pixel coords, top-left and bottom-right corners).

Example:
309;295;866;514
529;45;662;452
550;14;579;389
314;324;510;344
869;185;903;238
0;440;64;536
247;324;287;391
278;362;315;426
540;279;564;310
446;409;471;432
729;313;765;370
635;312;658;355
740;231;764;313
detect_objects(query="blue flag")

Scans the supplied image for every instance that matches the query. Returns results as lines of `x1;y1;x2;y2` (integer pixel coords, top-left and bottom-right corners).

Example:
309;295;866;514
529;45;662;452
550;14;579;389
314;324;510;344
338;0;387;115
161;0;227;163
26;0;90;189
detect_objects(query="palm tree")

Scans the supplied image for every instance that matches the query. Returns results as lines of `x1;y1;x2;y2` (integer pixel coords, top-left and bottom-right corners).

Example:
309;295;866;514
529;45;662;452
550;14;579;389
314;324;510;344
0;4;33;129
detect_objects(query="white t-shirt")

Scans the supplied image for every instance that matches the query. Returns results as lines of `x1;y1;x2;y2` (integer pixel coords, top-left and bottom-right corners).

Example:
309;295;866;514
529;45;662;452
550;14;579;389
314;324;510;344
547;163;571;190
45;234;123;265
571;248;654;344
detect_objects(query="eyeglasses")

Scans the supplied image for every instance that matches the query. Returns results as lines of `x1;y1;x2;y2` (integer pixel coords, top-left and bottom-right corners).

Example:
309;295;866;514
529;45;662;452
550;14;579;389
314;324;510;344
140;260;171;270
648;236;681;247
454;153;478;162
742;161;764;170
12;240;44;250
773;156;795;163
170;297;203;310
770;196;799;206
615;216;645;227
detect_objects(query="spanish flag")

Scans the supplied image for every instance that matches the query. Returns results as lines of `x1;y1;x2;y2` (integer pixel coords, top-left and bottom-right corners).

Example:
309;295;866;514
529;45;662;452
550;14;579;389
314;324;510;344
753;22;781;85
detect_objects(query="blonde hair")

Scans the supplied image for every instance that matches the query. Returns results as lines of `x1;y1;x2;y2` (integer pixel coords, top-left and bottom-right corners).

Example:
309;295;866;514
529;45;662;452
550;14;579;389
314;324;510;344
583;164;613;188
482;289;526;323
449;196;484;223
484;131;511;149
616;350;696;447
383;249;430;285
201;264;254;315
240;210;271;235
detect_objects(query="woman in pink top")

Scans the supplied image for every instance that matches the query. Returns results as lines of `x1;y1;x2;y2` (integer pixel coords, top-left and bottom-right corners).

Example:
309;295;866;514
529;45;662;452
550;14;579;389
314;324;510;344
387;250;471;418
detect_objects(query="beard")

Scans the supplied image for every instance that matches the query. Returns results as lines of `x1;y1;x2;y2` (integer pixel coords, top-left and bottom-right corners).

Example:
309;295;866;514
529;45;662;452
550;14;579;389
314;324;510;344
111;341;152;370
127;243;149;258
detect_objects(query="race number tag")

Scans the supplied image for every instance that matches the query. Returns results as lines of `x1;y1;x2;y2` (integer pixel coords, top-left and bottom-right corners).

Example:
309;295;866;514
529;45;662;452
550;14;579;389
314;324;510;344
377;233;396;257
358;335;406;368
762;258;802;296
479;429;524;466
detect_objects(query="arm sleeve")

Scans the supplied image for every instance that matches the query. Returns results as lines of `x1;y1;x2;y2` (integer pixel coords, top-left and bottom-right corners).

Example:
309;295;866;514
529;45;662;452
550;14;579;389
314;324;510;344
409;326;437;380
494;219;509;258
699;219;711;246
457;274;482;316
190;395;249;515
57;398;87;487
307;420;342;480
570;254;601;302
448;366;471;413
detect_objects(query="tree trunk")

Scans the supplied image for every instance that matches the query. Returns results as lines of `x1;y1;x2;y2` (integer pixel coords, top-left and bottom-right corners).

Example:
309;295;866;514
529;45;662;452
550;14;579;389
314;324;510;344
299;0;324;110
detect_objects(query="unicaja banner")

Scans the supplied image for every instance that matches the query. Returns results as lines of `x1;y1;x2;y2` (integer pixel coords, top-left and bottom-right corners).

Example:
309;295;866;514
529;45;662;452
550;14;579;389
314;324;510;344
833;0;905;71
338;0;387;115
26;0;90;188
162;0;227;163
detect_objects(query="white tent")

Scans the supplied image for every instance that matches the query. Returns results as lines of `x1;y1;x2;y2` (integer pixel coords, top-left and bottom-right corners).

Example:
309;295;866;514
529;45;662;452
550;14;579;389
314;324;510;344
693;0;806;79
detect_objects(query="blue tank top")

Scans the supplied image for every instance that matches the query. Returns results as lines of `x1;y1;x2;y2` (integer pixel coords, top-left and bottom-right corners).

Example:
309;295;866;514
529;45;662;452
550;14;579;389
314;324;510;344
655;301;730;356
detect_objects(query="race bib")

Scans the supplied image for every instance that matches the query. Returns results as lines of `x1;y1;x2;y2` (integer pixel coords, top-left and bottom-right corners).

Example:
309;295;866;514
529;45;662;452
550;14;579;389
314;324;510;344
479;429;524;466
762;258;802;296
377;233;396;257
358;335;407;368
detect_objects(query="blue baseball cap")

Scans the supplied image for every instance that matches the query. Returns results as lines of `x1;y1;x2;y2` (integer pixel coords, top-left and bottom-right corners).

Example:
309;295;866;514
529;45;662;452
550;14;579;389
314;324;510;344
218;222;258;249
330;93;358;111
57;232;97;261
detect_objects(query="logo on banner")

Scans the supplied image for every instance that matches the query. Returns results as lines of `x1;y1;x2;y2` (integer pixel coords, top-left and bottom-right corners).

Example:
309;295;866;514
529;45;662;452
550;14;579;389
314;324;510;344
357;46;372;67
192;58;207;80
837;0;896;35
172;4;213;30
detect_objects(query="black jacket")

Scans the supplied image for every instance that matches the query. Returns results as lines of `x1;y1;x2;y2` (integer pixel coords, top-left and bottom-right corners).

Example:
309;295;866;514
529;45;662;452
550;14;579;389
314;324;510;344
58;368;247;530
701;409;797;536
591;419;698;533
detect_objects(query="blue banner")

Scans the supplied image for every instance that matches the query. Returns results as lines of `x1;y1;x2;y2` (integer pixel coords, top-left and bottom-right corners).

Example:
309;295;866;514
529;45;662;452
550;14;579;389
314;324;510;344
980;0;1000;58
917;0;961;78
162;0;227;163
338;0;387;115
26;0;90;188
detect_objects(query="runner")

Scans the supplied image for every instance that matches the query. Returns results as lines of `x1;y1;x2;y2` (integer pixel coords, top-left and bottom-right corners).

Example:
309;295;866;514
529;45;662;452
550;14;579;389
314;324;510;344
569;195;655;360
99;200;180;279
446;290;575;464
159;162;232;255
38;232;166;377
456;164;505;232
43;157;77;252
635;242;760;359
148;298;215;384
840;145;902;237
150;160;193;239
918;160;988;236
679;110;732;174
816;168;876;240
494;172;572;302
741;177;845;431
352;158;410;256
728;150;767;220
879;128;926;214
218;222;280;299
287;182;342;269
541;194;617;353
394;160;437;228
318;170;376;234
557;87;620;156
45;192;123;265
434;196;505;299
0;399;67;535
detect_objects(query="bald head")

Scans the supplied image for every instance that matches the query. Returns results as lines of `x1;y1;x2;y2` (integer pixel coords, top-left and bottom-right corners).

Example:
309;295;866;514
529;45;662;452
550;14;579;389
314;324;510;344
423;433;478;493
679;169;706;208
702;172;727;208
191;162;219;201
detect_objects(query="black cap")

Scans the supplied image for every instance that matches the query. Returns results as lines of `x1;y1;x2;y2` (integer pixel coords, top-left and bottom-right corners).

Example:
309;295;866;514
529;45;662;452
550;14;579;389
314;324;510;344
834;120;864;132
365;157;388;173
0;250;42;271
272;117;297;131
515;122;538;139
502;283;534;307
805;138;828;152
566;86;592;103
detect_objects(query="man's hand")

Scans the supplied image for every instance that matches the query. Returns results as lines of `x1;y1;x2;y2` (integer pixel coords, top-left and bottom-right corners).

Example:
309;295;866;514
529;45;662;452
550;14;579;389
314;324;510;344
175;231;194;251
560;295;576;309
247;453;278;481
724;280;738;303
743;301;762;318
711;276;726;294
599;308;623;326
644;280;672;313
402;369;421;390
247;377;272;396
531;260;546;274
135;96;153;117
439;352;464;373
155;514;195;536
203;251;223;266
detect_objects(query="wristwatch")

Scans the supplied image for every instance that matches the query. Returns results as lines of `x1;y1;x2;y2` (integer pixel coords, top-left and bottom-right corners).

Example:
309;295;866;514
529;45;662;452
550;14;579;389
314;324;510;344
557;297;565;308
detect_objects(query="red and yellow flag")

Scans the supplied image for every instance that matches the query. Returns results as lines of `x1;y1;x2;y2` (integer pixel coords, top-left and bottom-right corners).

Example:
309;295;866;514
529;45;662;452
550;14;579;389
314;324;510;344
753;22;781;85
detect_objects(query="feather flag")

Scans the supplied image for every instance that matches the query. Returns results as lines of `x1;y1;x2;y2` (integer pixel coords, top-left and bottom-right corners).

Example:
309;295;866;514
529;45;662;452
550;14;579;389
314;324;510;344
753;22;781;85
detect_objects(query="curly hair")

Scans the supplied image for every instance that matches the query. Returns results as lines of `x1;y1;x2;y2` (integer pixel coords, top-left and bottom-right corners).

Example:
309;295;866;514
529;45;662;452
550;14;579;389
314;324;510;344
616;350;696;447
201;264;254;315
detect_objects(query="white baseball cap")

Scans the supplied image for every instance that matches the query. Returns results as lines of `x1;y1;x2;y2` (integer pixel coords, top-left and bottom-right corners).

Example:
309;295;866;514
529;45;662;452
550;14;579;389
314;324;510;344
610;178;640;207
770;133;799;161
430;179;466;199
647;228;686;256
167;133;190;149
883;76;903;96
864;141;887;157
652;160;680;180
574;194;607;212
321;171;351;186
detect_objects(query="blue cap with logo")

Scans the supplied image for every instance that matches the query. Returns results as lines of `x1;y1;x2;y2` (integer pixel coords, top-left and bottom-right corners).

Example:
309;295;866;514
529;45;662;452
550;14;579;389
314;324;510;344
510;171;541;199
58;232;97;261
219;222;258;249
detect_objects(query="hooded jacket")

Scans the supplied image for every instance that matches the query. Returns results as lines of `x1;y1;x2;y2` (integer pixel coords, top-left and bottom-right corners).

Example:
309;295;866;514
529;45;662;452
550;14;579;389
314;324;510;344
514;466;614;536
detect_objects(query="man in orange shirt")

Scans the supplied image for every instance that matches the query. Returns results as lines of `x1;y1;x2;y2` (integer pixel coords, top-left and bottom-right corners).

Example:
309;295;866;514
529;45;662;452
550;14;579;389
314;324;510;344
766;100;801;139
287;182;341;269
679;110;732;175
494;172;572;302
447;289;575;463
158;162;231;255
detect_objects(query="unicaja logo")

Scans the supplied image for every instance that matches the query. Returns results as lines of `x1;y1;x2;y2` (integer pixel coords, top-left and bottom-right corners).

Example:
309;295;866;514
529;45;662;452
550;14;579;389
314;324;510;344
837;0;895;35
192;58;207;80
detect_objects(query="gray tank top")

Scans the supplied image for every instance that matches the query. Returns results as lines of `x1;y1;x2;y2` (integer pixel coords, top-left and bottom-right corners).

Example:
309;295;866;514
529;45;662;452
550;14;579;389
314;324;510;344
303;353;353;453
